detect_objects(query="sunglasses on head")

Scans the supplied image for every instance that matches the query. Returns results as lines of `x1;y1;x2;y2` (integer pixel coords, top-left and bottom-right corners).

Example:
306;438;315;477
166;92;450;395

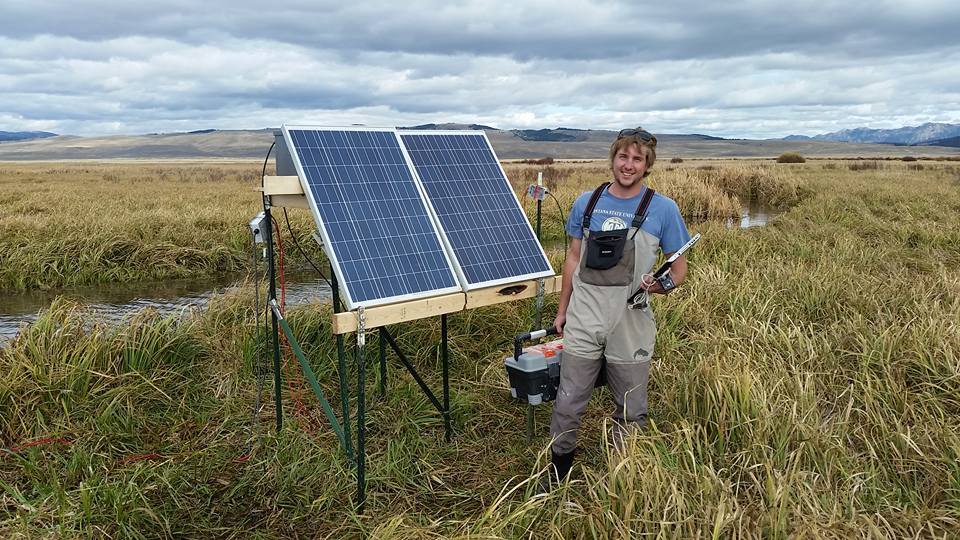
617;128;655;141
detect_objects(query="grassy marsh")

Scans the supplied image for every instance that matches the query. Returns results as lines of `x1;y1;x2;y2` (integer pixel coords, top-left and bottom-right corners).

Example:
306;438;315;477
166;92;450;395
1;159;959;537
0;162;318;290
1;160;799;290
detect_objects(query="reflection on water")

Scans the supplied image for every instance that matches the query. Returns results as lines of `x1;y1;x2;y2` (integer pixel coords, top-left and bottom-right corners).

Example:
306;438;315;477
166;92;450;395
0;271;331;343
727;201;781;228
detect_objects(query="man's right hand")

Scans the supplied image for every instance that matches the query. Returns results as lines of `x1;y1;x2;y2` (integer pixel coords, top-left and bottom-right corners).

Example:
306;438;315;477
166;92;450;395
553;314;566;335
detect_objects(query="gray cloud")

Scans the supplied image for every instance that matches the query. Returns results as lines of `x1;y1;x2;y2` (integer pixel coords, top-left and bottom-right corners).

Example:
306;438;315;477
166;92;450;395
1;0;959;138
5;1;959;61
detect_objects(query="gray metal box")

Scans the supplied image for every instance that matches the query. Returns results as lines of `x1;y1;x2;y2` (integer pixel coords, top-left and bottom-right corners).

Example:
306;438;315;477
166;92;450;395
273;130;297;177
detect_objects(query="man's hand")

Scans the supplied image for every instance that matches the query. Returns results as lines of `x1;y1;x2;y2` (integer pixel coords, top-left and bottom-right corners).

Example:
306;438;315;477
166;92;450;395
646;279;665;295
554;237;580;336
648;254;687;295
553;313;566;335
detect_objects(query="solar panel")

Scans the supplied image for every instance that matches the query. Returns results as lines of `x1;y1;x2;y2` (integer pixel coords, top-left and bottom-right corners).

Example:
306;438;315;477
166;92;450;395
400;131;554;289
282;126;460;310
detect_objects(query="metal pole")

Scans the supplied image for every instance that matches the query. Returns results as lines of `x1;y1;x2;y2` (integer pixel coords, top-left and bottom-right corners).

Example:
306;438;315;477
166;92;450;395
270;300;347;450
530;171;545;444
263;205;283;433
442;314;451;442
382;329;446;414
535;172;543;239
534;171;545;330
356;308;367;510
526;405;534;444
331;267;353;462
379;328;387;397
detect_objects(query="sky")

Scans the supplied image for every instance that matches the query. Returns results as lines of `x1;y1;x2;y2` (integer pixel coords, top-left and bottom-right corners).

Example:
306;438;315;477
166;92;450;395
1;0;959;139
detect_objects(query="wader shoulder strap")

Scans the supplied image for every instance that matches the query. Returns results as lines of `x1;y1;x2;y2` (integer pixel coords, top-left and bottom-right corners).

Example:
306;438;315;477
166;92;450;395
631;187;656;229
581;183;656;232
581;182;610;231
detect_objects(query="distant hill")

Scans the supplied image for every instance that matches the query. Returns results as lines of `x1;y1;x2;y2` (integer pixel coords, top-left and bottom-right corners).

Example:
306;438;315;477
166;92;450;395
513;129;585;142
399;123;495;131
785;122;960;145
0;130;276;160
0;127;957;160
920;135;960;148
0;131;57;142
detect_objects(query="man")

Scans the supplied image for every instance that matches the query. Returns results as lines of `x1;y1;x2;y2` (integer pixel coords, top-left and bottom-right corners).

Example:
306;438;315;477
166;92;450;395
547;127;691;484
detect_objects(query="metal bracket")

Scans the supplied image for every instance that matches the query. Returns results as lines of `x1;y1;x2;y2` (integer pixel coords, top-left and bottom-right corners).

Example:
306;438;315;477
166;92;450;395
249;211;268;245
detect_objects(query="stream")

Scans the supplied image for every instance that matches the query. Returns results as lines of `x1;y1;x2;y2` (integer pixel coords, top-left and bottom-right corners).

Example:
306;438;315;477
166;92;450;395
0;271;331;343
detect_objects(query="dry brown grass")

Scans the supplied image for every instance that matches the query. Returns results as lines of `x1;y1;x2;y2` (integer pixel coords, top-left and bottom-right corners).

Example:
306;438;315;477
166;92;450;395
0;161;319;289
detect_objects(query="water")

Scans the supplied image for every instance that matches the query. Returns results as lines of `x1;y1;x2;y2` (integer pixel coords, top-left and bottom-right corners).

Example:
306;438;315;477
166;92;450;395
0;271;332;343
727;201;781;228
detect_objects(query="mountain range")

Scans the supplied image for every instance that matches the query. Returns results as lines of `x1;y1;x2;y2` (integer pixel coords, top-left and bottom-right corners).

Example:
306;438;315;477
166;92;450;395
0;125;958;160
783;122;960;146
0;131;57;142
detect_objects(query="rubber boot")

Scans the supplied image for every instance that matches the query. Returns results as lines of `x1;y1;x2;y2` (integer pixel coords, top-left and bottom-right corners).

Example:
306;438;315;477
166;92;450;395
537;449;575;495
552;449;575;482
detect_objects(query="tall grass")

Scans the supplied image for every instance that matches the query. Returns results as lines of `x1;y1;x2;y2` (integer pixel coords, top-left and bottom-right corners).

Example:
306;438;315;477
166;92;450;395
3;160;795;290
0;162;322;290
2;160;959;537
512;160;804;247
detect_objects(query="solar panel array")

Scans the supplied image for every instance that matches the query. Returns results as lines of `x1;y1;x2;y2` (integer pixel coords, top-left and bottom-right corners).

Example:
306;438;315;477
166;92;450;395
284;127;460;309
282;125;554;310
400;132;553;289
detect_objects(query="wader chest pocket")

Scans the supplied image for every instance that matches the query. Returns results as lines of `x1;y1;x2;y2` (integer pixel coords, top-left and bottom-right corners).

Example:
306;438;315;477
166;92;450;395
578;182;655;287
585;230;628;270
580;230;637;286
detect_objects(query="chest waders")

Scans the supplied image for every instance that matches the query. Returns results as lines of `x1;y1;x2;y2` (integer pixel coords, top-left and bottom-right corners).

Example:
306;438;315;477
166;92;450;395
549;184;659;477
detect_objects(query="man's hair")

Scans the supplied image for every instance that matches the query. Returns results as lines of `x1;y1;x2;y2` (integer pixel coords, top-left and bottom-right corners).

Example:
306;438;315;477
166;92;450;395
609;129;657;178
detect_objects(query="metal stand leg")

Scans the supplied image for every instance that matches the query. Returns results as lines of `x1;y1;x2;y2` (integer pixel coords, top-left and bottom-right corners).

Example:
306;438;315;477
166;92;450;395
331;270;353;462
263;206;283;433
356;308;367;511
335;334;353;460
526;405;534;444
534;195;544;329
379;328;387;398
441;314;451;442
350;315;452;511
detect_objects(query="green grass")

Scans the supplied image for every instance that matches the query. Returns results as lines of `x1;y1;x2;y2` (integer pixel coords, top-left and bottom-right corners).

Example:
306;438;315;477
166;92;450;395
1;159;959;537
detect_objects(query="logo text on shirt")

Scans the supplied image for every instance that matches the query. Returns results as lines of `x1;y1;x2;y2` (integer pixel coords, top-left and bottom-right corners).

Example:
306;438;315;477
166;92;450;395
601;217;628;231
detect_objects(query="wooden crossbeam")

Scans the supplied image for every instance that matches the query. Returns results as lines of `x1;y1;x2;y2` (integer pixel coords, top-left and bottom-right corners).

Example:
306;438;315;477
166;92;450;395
331;275;563;334
259;175;307;208
262;175;304;195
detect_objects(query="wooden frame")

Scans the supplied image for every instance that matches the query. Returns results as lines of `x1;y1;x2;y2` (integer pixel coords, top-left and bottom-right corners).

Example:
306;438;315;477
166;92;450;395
330;275;562;334
262;175;303;195
260;175;307;207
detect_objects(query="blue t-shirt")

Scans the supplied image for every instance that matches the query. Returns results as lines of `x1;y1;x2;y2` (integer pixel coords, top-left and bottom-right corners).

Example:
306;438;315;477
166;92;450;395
565;185;691;254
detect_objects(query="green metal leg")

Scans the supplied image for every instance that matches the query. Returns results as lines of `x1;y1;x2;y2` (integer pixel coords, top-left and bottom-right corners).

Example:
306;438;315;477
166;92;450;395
331;266;353;463
357;330;366;510
264;207;283;433
526;404;534;444
442;314;451;442
271;301;347;450
379;328;387;398
336;334;353;462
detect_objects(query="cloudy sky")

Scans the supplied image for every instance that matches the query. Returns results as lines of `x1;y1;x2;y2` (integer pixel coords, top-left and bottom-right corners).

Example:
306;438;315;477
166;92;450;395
2;0;958;138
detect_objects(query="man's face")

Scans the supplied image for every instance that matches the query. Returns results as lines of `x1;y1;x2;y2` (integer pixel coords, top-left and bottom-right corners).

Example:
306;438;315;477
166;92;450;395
612;143;648;189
